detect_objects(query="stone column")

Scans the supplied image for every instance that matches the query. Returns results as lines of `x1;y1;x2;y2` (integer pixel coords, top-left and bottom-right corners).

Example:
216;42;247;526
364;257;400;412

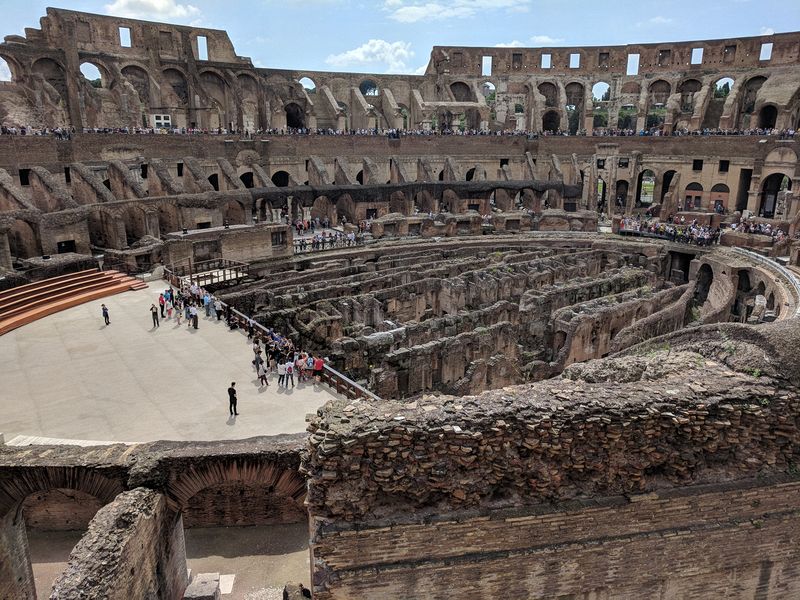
0;509;35;600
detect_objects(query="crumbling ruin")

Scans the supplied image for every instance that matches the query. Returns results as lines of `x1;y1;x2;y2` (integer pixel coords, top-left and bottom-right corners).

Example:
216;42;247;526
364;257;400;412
1;7;800;600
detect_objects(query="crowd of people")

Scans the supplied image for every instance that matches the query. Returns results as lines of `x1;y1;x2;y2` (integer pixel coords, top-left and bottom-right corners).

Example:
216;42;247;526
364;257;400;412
295;231;362;252
620;213;793;246
620;215;721;245
4;123;795;139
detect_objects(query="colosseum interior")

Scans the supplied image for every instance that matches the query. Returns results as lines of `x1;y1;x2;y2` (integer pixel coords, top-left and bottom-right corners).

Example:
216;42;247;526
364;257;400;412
0;7;799;600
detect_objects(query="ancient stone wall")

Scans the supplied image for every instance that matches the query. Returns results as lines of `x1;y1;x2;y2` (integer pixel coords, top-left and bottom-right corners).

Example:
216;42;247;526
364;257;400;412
49;488;188;600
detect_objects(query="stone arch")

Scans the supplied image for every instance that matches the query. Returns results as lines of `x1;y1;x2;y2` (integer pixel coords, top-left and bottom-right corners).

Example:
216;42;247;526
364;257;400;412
336;194;356;224
31;57;67;99
162;68;188;105
158;201;180;234
311;196;336;224
592;81;611;102
239;171;254;188
0;467;123;520
450;81;473;102
537;82;558;107
635;169;656;207
298;77;316;94
223;198;246;224
678;79;702;112
121;64;150;104
759;104;778;129
739;76;767;124
88;207;125;249
414;191;437;214
614;180;629;212
710;183;730;212
272;170;291;187
122;204;148;245
79;61;106;88
465;167;476;181
760;173;791;218
389;190;411;215
565;82;584;134
0;53;20;82
208;173;219;191
285;102;305;129
8;219;41;259
684;182;704;211
360;79;379;97
621;81;641;95
646;80;671;129
542;110;560;132
661;170;678;204
163;459;306;525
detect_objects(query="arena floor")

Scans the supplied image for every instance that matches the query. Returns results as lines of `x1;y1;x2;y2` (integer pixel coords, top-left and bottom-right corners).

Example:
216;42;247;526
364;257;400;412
0;284;340;443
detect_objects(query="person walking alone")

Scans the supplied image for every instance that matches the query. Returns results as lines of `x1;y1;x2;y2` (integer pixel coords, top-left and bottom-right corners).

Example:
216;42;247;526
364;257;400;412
257;362;269;387
101;303;110;326
150;303;159;328
228;381;238;415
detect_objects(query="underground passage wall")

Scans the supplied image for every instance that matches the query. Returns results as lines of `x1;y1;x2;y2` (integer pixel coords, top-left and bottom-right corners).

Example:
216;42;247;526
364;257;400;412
303;318;800;599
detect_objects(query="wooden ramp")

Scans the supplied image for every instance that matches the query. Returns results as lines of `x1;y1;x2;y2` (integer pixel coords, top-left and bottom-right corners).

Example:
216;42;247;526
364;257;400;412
0;268;147;336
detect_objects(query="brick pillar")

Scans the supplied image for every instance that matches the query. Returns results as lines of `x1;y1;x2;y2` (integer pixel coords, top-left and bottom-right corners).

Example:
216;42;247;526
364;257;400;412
0;509;35;599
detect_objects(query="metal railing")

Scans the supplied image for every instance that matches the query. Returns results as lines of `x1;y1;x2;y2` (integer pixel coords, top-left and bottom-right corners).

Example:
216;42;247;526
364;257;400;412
293;236;365;254
167;258;250;287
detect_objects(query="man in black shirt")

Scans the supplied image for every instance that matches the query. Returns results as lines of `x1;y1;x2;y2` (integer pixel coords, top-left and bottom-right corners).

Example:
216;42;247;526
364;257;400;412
228;382;238;416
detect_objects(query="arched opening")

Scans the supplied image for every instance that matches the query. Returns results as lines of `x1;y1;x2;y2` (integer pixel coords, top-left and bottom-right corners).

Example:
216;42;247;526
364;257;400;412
646;80;670;129
592;81;610;128
355;170;364;184
298;77;316;94
739;77;766;124
678;79;702;113
618;105;637;130
482;81;496;124
760;173;791;218
207;173;219;191
537;82;558;107
437;109;454;132
122;206;148;246
437;169;445;181
684;182;704;211
31;58;67;99
121;64;151;104
272;171;290;187
614;180;629;212
596;177;607;212
542;110;560;133
565;82;584;135
359;79;379;97
465;167;476;181
389;191;410;215
9;220;41;259
702;77;734;129
223;199;246;224
414;191;436;214
80;62;103;88
239;171;254;189
710;183;730;213
311;196;336;225
336;194;356;224
0;56;12;81
285;103;305;129
694;264;714;307
450;81;473;102
162;68;188;105
759;105;778;129
158;203;180;234
635;169;656;207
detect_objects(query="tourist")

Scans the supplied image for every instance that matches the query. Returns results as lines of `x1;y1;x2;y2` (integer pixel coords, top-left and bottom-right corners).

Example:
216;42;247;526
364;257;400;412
203;292;211;317
101;303;110;326
277;360;287;387
257;362;269;387
166;299;173;320
313;355;324;380
158;293;166;318
285;359;295;388
214;298;223;321
228;381;238;416
190;304;199;329
150;303;159;328
175;305;182;326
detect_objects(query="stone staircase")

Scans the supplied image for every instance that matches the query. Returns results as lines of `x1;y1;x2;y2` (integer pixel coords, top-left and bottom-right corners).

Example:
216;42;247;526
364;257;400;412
0;268;147;335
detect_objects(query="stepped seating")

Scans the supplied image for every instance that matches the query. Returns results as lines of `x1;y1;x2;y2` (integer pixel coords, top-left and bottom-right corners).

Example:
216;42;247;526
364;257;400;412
0;268;147;335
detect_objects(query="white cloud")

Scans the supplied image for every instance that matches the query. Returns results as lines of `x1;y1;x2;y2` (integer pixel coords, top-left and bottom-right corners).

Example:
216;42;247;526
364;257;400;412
104;0;200;21
387;0;529;23
495;35;563;48
326;39;415;73
413;64;427;75
760;26;775;35
0;60;11;82
530;35;564;45
636;15;673;27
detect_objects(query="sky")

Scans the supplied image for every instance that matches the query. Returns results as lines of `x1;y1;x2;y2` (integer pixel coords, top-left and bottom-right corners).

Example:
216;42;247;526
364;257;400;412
1;0;799;79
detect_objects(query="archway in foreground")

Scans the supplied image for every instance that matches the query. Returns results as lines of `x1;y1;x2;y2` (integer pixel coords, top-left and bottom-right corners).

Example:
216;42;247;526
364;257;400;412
760;173;790;218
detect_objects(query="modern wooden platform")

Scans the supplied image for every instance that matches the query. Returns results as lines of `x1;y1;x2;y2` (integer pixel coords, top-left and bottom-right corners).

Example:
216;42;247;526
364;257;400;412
0;268;147;336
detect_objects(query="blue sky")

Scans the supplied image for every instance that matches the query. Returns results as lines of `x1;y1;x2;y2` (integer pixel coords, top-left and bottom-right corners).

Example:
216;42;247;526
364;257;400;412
1;0;799;78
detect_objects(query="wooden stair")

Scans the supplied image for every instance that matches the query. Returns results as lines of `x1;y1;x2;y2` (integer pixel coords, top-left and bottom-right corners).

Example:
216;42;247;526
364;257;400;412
0;268;147;335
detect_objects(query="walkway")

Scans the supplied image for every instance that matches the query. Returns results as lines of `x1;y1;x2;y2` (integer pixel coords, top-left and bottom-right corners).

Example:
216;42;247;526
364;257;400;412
0;284;341;443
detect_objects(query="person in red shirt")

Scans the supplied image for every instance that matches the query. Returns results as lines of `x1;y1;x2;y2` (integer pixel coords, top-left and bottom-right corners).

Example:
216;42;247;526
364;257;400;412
313;356;324;380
